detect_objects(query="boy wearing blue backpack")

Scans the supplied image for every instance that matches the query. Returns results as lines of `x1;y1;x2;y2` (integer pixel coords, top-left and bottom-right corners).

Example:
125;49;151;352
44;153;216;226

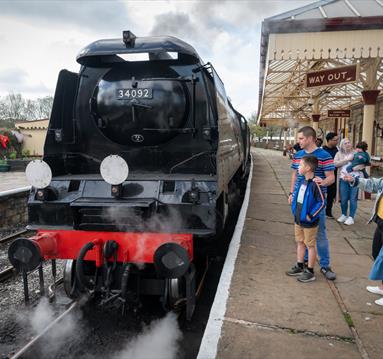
287;154;325;282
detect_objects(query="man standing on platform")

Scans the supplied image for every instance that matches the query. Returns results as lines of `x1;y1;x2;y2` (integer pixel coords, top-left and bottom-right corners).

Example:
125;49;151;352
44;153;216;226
322;132;339;218
288;126;336;280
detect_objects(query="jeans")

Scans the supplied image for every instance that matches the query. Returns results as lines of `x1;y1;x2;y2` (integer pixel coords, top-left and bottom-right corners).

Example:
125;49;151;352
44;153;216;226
305;208;330;268
373;217;383;284
339;179;359;218
373;217;383;259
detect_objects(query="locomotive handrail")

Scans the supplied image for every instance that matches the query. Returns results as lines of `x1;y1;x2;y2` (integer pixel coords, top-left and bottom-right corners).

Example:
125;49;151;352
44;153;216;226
70;197;167;207
169;151;214;174
142;127;197;133
141;77;192;82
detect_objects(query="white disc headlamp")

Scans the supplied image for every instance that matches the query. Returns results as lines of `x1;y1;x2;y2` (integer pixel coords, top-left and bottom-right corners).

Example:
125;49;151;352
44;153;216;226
100;155;129;185
25;160;52;188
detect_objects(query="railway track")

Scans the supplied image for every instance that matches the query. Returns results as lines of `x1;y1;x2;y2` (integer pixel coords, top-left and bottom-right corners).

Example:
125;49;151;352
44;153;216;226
0;229;30;244
0;266;15;282
5;258;210;358
11;300;78;359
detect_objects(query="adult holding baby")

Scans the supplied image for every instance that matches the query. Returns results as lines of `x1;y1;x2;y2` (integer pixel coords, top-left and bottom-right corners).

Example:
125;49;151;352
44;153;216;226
334;138;358;225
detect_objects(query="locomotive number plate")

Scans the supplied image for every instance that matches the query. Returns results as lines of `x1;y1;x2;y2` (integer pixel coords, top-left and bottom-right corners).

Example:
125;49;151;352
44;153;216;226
116;88;153;99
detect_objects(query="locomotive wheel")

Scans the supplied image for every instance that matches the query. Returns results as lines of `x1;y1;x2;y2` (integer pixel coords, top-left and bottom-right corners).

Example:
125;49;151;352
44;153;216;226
63;259;81;298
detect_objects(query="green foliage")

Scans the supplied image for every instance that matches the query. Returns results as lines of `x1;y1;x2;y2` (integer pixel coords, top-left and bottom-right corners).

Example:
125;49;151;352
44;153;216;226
22;149;31;158
250;124;267;139
343;312;354;327
9;151;17;159
0;158;7;165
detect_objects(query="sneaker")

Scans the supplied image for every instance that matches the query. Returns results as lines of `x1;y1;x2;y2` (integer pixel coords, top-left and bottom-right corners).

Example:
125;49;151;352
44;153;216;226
320;267;336;280
297;269;316;283
366;286;383;295
326;214;334;219
344;217;354;225
337;215;347;223
286;265;304;276
375;297;383;306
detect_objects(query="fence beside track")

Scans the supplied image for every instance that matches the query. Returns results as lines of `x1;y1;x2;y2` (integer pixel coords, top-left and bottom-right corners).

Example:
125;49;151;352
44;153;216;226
0;186;30;229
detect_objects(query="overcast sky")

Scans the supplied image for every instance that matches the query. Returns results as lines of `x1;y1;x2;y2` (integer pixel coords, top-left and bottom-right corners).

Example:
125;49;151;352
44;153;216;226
0;0;312;118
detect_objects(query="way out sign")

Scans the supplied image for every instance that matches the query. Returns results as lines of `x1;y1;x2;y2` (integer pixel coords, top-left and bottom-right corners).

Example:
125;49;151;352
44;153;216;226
306;64;358;88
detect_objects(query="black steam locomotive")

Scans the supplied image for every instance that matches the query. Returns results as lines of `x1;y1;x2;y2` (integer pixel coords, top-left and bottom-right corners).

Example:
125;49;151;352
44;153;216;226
9;31;250;319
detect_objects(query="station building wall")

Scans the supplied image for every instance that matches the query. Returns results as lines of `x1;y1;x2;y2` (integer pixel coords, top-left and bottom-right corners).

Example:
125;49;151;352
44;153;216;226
15;119;48;156
318;96;383;158
348;97;383;157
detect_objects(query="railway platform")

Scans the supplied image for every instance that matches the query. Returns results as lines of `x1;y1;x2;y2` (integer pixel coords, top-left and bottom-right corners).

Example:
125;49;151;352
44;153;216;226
0;172;28;193
199;148;382;359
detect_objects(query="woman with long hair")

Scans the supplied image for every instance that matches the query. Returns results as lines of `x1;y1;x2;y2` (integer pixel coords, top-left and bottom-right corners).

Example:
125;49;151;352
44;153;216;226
334;138;358;225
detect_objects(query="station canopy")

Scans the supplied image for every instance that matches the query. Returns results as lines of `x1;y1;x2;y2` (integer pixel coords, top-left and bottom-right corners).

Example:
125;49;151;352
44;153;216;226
258;0;383;127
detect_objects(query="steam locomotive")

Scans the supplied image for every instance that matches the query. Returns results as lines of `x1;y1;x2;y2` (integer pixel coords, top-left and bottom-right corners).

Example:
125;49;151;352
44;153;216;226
9;31;250;319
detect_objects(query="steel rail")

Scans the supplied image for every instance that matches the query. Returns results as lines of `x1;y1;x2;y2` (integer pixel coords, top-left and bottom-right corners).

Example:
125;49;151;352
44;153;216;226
0;266;15;282
11;300;78;359
0;229;29;244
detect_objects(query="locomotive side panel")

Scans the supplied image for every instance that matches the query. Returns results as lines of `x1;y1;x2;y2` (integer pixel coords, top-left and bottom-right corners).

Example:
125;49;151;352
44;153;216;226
210;66;244;198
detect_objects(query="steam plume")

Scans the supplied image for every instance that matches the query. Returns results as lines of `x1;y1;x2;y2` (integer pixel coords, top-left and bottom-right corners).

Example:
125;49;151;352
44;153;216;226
114;312;182;359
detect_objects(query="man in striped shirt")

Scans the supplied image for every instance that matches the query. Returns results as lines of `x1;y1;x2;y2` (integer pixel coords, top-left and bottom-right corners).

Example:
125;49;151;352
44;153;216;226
288;126;336;280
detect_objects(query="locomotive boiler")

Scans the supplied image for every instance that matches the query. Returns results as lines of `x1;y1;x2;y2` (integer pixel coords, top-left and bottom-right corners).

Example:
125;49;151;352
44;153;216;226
8;31;250;319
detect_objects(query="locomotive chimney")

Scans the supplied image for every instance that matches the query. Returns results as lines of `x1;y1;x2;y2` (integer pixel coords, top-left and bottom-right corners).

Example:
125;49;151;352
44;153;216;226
123;30;136;48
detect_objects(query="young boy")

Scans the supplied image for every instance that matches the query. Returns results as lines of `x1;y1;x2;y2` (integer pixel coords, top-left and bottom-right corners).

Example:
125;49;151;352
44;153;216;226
286;154;325;282
346;141;370;179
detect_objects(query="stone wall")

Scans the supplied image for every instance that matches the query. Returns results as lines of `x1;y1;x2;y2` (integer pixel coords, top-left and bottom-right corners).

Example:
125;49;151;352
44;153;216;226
0;189;29;230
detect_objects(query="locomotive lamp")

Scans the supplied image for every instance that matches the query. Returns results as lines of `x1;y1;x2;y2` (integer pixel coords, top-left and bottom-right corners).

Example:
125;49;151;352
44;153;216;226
100;155;129;197
123;30;136;48
111;184;123;197
25;160;52;200
189;188;200;202
36;189;47;201
186;179;200;204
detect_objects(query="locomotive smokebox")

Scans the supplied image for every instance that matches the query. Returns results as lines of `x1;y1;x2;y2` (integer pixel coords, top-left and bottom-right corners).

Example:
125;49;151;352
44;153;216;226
8;233;57;272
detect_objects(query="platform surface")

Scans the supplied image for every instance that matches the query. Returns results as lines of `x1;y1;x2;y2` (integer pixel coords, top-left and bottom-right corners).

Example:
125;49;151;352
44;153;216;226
211;148;383;359
0;172;29;193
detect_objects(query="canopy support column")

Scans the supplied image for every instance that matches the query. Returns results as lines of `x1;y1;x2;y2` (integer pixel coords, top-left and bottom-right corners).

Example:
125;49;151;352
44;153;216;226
294;128;298;143
311;96;320;132
312;114;320;132
283;128;288;148
362;90;380;154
